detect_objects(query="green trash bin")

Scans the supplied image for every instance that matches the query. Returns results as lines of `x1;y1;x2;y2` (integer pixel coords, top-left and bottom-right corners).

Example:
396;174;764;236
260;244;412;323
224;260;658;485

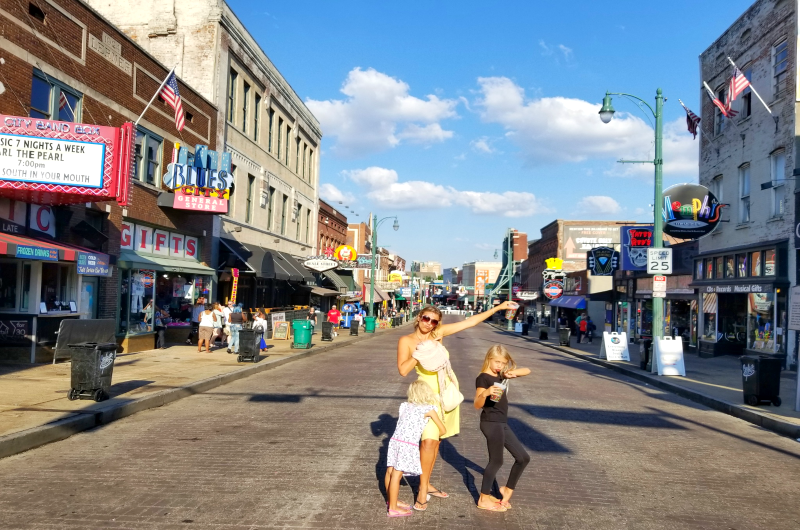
364;316;377;333
292;319;312;349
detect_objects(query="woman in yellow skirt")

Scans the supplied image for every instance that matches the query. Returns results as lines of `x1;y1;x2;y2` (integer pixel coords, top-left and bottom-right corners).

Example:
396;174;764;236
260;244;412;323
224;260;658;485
396;301;514;511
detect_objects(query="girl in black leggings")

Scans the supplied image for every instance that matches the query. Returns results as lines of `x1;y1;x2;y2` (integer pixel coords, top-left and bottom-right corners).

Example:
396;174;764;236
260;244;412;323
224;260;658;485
474;345;531;512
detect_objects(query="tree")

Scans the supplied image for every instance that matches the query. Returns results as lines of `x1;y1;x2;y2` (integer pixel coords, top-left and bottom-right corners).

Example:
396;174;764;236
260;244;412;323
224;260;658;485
437;274;443;280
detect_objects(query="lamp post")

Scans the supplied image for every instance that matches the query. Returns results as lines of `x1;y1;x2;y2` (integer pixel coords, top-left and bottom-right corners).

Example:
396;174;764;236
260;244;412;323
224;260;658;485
505;229;515;331
599;88;664;340
369;214;399;318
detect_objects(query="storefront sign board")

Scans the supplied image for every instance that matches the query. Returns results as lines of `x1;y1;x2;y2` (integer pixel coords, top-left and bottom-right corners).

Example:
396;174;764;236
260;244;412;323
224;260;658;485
600;332;630;361
662;183;723;239
699;284;772;294
168;190;228;213
29;205;56;237
270;312;286;329
787;286;800;331
230;268;239;303
77;251;111;276
620;225;652;271
588;247;619;276
272;321;290;340
654;337;686;376
16;245;57;260
543;280;563;300
120;221;199;261
304;258;338;272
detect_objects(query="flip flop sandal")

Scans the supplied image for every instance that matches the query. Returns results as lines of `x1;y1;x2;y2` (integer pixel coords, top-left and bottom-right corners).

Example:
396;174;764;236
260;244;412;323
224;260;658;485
386;501;411;509
427;487;449;498
413;501;428;511
499;501;512;509
388;508;412;517
477;503;507;512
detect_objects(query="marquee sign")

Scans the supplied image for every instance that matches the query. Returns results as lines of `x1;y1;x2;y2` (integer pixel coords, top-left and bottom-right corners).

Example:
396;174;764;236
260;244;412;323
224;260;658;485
0;115;132;206
161;144;232;214
662;184;723;239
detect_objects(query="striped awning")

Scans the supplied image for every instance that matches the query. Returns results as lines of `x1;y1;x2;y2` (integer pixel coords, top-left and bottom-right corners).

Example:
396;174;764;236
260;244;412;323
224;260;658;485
702;293;717;314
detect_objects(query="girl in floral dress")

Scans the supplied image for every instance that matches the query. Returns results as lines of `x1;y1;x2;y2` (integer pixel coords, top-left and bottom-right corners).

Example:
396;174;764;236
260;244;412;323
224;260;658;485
385;380;446;517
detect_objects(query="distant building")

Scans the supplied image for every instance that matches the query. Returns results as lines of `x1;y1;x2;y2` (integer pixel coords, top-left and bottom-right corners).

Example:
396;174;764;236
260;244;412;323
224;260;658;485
318;200;347;255
413;261;442;279
461;261;502;308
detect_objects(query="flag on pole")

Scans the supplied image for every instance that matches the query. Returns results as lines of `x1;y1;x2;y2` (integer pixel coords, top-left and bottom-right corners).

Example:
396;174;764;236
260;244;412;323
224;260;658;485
728;67;751;102
679;100;701;139
704;82;737;118
159;72;185;131
58;91;68;110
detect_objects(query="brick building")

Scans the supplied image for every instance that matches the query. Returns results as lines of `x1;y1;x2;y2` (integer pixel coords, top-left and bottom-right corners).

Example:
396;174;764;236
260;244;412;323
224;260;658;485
0;0;218;360
317;199;347;255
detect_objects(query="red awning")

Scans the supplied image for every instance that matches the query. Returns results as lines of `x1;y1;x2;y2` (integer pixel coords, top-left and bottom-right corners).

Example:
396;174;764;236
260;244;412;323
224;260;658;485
0;232;101;262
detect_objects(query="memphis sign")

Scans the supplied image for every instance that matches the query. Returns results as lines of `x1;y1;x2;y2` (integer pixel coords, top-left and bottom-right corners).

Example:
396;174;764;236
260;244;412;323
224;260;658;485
662;184;723;239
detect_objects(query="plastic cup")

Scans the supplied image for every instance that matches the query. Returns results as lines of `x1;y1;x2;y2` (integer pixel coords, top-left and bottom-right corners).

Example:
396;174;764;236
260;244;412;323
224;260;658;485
489;382;504;402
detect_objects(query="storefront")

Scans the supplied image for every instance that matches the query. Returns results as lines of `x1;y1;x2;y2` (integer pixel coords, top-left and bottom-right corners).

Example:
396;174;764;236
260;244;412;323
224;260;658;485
692;241;788;358
633;275;698;349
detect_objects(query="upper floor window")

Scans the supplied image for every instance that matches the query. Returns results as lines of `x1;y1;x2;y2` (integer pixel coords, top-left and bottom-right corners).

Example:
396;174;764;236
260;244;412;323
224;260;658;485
714;86;727;135
738;164;750;223
242;82;250;134
770;149;786;217
740;67;752;118
773;40;789;97
254;94;261;142
295;138;300;174
246;174;255;224
306;208;311;244
710;174;723;202
227;69;237;124
280;194;288;235
277;117;283;161
295;205;302;241
29;72;81;122
285;125;291;165
267;186;275;231
134;128;163;186
268;108;275;152
302;144;307;180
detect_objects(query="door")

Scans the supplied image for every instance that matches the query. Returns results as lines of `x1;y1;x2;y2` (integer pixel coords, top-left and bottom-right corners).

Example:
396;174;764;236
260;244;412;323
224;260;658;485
81;277;98;319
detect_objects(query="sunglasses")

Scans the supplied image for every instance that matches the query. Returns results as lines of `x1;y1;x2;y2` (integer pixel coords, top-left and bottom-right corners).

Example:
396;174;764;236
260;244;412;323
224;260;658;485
420;315;440;326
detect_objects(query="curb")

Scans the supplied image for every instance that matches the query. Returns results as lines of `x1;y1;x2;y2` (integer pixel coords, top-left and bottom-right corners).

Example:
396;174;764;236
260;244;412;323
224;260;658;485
0;325;405;460
490;324;800;440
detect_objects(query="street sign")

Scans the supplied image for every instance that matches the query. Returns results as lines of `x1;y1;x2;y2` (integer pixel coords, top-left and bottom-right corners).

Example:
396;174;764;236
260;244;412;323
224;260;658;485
647;248;672;274
653;275;667;292
653;291;666;298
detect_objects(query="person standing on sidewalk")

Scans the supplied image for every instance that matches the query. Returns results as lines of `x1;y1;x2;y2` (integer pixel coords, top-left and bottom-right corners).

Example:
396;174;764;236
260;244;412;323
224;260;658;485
327;305;342;337
197;303;216;353
222;301;234;347
307;306;317;334
209;302;226;350
227;305;244;354
395;300;515;512
579;318;588;344
186;297;206;345
586;317;596;344
575;312;586;343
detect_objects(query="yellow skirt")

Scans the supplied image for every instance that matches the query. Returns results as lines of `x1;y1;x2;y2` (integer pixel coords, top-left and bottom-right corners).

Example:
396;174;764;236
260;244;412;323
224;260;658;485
416;365;460;440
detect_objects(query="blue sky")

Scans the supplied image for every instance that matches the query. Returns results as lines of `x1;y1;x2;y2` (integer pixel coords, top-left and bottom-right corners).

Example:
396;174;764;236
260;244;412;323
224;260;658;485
230;0;755;270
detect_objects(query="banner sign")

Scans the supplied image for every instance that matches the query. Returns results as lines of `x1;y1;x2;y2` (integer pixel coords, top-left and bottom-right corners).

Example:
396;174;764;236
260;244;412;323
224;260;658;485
476;269;489;295
77;251;111;276
0;319;28;341
662;183;723;239
621;225;652;270
600;332;630;361
0;115;131;206
587;247;619;276
230;268;239;303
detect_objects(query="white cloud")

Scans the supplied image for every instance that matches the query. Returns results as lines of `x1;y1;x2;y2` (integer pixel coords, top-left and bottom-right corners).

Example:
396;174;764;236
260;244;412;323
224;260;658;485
576;195;622;215
474;243;495;250
475;77;698;180
306;67;458;157
343;166;550;218
470;137;495;154
319;183;355;204
539;40;573;61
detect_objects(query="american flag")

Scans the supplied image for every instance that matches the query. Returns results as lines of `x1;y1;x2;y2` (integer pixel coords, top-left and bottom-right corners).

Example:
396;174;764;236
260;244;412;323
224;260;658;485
728;67;751;103
704;83;737;118
679;100;701;139
58;91;68;111
159;72;185;131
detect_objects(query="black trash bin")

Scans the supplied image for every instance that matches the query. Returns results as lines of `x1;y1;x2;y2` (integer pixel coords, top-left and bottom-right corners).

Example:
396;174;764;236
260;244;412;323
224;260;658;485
741;355;782;406
350;322;359;336
539;326;549;340
521;323;529;336
640;339;653;371
321;322;334;341
238;329;261;363
558;328;571;346
67;342;118;402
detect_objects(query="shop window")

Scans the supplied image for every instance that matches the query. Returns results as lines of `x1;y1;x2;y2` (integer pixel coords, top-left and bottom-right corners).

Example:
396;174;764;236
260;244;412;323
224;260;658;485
705;259;713;279
119;269;154;335
134;128;163;186
714;257;723;279
748;292;775;350
724;256;735;278
701;294;718;341
0;262;18;310
770;150;786;217
738;164;750;223
695;260;703;280
29;72;81;122
40;263;74;313
750;251;762;276
737;254;747;277
764;249;777;276
719;293;746;344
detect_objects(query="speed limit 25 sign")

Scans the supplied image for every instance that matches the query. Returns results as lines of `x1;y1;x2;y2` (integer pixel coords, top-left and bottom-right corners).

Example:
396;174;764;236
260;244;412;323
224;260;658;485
647;248;672;275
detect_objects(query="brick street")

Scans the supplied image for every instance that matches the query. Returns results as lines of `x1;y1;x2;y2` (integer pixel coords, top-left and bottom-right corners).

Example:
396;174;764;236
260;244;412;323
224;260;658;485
1;318;799;529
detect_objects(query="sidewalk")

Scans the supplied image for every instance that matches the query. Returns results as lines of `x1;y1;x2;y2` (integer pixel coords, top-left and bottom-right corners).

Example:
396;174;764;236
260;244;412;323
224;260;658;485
489;321;800;438
0;323;404;458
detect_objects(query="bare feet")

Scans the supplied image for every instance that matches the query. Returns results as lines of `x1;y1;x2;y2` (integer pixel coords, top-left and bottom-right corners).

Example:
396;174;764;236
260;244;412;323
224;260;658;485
498;486;514;508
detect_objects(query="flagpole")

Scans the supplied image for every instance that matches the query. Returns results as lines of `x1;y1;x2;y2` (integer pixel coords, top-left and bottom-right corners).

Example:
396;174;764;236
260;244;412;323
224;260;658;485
727;57;772;114
703;81;741;131
135;67;176;126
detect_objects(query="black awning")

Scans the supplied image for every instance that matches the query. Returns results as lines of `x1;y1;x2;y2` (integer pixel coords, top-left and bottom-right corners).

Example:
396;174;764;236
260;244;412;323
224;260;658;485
219;237;263;274
279;251;315;283
264;251;314;282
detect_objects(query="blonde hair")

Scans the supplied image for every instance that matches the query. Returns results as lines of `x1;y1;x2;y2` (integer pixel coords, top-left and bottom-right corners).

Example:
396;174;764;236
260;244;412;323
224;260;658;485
480;345;517;375
414;305;444;339
407;380;439;406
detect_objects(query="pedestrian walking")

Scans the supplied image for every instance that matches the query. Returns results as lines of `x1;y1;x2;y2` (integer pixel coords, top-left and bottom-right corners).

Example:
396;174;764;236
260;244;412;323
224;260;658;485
327;305;341;337
253;311;268;352
307;306;317;334
154;306;170;349
209;302;226;350
526;313;534;327
227;305;245;354
474;345;531;512
575;312;586;343
586;317;596;344
222;300;234;346
197;303;216;353
395;300;515;511
579;317;588;344
186;297;205;345
384;380;446;517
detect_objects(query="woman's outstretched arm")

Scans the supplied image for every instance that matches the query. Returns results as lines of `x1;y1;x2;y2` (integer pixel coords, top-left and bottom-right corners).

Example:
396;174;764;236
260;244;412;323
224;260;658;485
438;301;513;338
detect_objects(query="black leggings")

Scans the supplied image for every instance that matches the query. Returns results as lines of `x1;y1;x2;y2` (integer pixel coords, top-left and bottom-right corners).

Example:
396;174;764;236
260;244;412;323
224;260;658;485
480;421;530;495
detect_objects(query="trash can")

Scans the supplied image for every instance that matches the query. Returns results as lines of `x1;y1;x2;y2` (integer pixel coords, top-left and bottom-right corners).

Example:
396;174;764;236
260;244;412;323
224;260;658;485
522;323;529;336
238;329;261;363
321;321;335;341
558;327;571;346
539;326;549;340
67;342;118;402
292;319;312;350
364;316;377;334
741;355;782;406
350;321;359;336
640;339;653;371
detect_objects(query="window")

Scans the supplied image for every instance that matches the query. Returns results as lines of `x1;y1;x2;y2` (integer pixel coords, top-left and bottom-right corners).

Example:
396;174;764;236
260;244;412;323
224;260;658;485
0;262;18;309
296;205;302;241
748;292;775;350
737;254;748;277
268;108;275;152
724;256;735;278
702;293;717;342
705;259;713;279
695;260;703;280
308;149;314;182
285;125;291;165
277;117;283;160
228;164;236;217
242;82;250;133
295;138;300;173
740;67;752;118
246;174;255;224
764;249;777;276
254;94;261;142
773;39;789;97
29;72;81;122
40;263;74;313
714;86;726;135
770;150;786;217
738;164;750;223
306;208;311;243
710;175;723;202
20;263;31;311
750;251;762;276
134;128;163;186
302;144;307;180
227;69;237;124
280;194;288;235
29;2;45;22
715;257;723;279
267;186;275;230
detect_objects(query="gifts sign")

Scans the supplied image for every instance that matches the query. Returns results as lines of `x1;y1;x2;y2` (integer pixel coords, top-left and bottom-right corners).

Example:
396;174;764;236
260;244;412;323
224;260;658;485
230;268;239;304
